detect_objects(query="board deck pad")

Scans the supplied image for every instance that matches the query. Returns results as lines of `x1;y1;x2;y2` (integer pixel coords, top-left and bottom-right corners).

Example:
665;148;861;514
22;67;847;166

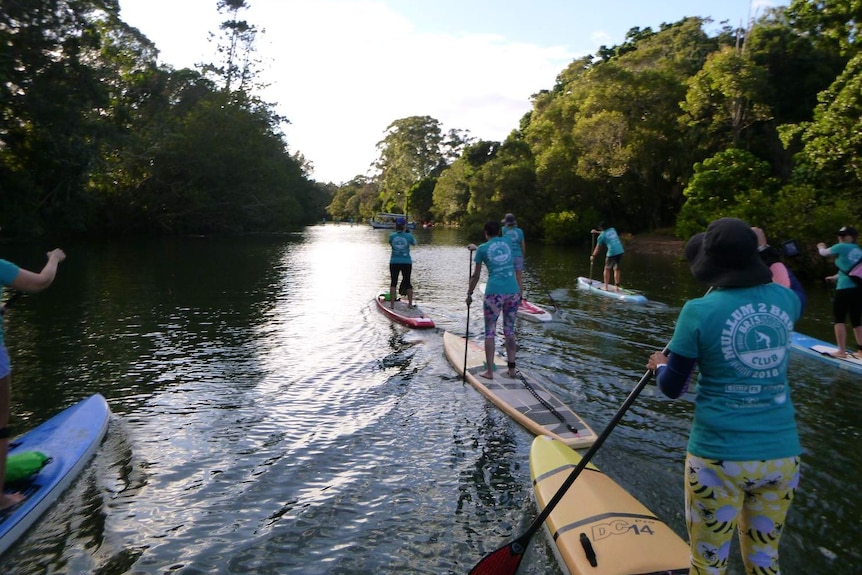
375;294;435;328
576;277;648;304
791;331;862;375
531;435;689;575
443;331;596;448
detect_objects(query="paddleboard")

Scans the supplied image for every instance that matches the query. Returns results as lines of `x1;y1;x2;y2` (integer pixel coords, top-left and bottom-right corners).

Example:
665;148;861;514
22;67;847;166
576;277;648;304
0;393;110;556
791;331;862;375
443;331;596;448
530;435;689;575
375;294;435;329
477;283;554;322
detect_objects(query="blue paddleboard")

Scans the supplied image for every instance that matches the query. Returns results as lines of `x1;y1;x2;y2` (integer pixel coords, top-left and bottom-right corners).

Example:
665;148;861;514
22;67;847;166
0;394;110;556
791;332;862;376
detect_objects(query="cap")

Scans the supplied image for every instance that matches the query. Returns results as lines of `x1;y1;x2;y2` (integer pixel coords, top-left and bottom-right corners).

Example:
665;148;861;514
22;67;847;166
502;213;516;225
395;217;406;225
837;225;858;238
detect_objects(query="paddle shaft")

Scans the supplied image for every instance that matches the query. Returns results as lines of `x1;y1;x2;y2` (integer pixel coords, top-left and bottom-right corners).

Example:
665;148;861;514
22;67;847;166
468;358;662;575
589;231;597;283
468;286;712;575
464;248;475;383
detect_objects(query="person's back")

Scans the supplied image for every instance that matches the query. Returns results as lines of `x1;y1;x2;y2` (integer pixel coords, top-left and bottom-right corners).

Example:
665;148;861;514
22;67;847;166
477;236;518;295
647;217;802;575
673;283;801;459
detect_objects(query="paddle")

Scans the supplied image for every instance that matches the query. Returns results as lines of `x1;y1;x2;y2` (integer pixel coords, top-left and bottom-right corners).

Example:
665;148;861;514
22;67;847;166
588;230;598;285
464;246;476;383
530;271;560;315
467;287;712;574
467;359;661;575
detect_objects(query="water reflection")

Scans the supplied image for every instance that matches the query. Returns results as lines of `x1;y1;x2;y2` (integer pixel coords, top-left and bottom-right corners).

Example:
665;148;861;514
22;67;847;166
0;227;857;574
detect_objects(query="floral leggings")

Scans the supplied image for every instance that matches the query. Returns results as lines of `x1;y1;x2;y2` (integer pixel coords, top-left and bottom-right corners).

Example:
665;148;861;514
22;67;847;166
685;453;800;575
482;293;520;339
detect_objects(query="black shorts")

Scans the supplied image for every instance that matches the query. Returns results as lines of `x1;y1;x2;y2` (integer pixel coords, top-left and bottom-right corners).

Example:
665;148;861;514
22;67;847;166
833;286;862;326
389;263;413;294
605;254;623;270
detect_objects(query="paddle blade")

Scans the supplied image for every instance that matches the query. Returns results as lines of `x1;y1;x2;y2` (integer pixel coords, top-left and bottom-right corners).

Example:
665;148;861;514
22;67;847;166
468;538;527;575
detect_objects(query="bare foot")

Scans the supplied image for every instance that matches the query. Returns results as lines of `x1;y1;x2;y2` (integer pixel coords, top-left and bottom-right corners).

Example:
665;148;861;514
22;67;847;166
830;350;848;358
477;371;494;379
507;370;517;378
0;492;24;511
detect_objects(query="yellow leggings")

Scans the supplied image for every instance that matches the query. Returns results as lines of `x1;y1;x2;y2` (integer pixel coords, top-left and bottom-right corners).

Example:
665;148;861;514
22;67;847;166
685;453;800;575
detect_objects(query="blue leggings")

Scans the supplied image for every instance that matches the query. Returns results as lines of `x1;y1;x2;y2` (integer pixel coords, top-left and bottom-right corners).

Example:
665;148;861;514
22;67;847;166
685;453;800;575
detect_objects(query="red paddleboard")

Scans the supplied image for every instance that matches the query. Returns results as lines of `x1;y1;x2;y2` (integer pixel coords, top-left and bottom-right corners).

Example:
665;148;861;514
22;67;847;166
375;294;435;328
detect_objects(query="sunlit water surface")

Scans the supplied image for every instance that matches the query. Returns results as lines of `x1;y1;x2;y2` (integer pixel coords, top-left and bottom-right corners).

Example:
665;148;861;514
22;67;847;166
0;225;858;574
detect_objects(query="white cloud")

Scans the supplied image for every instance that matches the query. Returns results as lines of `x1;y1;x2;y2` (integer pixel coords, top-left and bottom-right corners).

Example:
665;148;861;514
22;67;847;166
249;0;574;183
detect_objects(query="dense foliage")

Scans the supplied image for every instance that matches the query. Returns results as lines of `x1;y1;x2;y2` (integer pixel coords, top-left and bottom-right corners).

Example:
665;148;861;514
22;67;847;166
1;0;326;238
330;0;861;264
2;0;860;254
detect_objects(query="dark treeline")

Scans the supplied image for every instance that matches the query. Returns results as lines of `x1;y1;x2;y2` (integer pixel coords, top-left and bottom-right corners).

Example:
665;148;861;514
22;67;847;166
329;0;861;275
3;0;860;267
1;0;329;239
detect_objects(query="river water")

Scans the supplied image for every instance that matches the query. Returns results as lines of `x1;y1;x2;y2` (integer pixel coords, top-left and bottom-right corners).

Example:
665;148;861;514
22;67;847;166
0;225;858;574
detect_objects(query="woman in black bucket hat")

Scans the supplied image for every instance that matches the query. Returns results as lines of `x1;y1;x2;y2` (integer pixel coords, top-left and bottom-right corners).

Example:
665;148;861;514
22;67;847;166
646;217;802;575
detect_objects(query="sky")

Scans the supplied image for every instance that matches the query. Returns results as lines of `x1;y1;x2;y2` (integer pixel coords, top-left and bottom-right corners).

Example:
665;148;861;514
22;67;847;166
117;0;783;185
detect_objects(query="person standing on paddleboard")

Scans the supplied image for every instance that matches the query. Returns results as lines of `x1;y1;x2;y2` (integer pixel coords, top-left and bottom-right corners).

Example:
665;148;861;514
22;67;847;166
646;217;801;575
590;222;624;292
388;217;416;309
501;213;526;297
466;220;519;379
0;243;66;510
816;225;862;358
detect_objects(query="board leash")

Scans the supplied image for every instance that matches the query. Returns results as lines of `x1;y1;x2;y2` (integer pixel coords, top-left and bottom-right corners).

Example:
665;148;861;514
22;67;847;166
515;371;579;434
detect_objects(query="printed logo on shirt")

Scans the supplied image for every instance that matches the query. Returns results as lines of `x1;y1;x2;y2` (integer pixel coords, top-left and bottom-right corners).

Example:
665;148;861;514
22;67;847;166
391;236;410;254
721;302;793;383
488;241;512;265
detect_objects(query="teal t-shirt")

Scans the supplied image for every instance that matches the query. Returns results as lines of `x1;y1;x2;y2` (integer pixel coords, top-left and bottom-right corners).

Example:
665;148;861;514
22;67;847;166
668;284;802;460
829;241;862;290
597;228;624;257
475;237;519;295
502;225;525;258
388;232;416;264
0;259;21;346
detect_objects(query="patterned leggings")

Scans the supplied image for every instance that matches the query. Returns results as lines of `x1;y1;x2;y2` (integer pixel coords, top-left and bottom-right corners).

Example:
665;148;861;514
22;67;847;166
482;293;519;339
685;453;800;575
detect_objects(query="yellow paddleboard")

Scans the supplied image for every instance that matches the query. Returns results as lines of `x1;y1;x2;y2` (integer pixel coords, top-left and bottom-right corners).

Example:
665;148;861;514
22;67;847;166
443;331;597;449
530;435;690;575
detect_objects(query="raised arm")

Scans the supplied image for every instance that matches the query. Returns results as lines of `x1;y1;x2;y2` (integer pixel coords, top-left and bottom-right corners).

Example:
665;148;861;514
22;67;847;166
9;249;66;293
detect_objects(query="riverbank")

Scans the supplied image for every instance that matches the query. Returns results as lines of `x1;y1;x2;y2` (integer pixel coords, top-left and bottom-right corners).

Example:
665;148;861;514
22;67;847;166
625;233;685;256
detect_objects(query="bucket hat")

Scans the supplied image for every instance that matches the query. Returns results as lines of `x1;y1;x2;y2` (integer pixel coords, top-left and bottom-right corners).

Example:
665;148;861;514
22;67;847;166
684;218;772;287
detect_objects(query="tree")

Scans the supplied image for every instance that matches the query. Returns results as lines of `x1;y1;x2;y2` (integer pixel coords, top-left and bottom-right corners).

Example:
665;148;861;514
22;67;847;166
202;0;265;99
786;52;862;197
680;46;773;148
373;116;445;216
